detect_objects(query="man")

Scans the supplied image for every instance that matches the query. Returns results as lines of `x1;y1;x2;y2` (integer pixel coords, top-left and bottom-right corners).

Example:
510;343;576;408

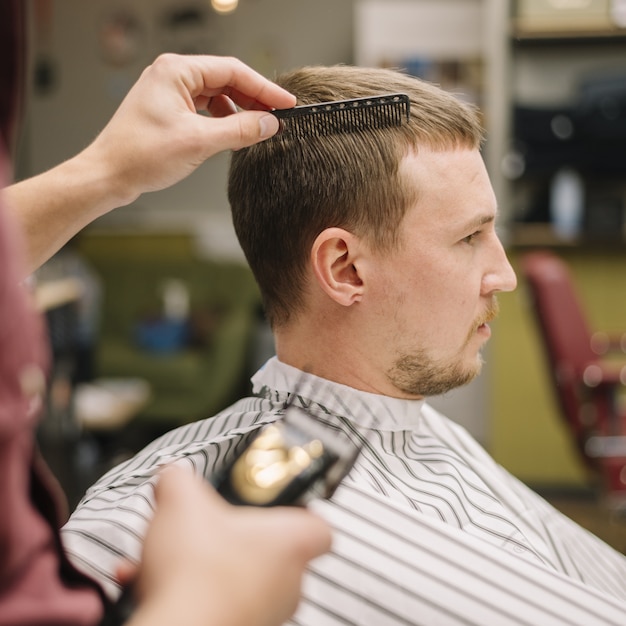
64;65;626;625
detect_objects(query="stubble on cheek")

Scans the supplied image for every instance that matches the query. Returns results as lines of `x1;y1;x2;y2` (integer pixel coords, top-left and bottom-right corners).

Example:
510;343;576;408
386;296;500;397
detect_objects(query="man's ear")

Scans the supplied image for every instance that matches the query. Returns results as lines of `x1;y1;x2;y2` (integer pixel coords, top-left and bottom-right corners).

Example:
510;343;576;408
311;228;364;306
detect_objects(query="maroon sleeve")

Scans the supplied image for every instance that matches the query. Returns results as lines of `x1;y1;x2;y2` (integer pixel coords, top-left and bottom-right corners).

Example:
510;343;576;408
0;0;26;154
0;2;106;624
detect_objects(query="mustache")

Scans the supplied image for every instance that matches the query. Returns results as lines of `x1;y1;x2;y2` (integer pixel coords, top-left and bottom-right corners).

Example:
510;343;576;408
463;298;500;347
473;297;500;331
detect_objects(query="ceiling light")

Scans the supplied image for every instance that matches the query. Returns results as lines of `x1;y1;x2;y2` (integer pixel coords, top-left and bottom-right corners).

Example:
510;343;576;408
211;0;238;14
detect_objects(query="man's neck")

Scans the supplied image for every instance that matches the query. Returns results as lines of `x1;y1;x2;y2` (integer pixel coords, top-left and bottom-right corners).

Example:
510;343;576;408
274;331;423;400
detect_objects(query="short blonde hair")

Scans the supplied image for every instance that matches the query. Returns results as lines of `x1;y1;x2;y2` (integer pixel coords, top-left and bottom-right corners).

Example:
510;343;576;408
229;65;484;327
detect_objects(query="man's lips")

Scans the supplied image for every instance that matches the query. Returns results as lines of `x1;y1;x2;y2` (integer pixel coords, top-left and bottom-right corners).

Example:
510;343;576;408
472;300;499;338
477;298;499;327
476;322;492;338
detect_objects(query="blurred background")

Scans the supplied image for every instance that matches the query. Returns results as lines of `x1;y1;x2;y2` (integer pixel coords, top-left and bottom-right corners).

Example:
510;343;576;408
20;0;626;550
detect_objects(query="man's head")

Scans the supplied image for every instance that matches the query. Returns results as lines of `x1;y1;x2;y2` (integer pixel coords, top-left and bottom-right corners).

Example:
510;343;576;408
228;65;516;398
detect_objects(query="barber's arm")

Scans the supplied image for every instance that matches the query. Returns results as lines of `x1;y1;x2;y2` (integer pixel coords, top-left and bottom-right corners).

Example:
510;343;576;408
3;54;295;275
122;466;331;626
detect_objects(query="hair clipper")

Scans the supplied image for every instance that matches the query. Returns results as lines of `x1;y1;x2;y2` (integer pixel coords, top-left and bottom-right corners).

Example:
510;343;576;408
212;390;364;507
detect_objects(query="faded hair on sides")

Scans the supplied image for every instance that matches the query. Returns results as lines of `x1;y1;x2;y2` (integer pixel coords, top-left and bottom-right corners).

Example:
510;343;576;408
228;65;484;328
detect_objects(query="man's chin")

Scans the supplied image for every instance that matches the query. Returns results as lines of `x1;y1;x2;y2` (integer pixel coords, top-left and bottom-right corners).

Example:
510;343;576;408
389;350;485;397
398;369;480;397
433;358;484;396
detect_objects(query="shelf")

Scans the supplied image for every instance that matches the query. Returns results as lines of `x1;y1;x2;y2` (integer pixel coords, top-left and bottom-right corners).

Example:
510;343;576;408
508;223;626;249
508;223;579;248
511;25;626;46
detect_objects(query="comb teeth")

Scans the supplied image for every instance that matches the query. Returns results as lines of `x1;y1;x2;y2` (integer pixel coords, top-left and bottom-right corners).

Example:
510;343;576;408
271;93;410;140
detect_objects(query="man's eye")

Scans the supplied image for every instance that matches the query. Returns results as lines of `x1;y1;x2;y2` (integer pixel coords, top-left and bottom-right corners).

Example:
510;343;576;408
462;231;480;244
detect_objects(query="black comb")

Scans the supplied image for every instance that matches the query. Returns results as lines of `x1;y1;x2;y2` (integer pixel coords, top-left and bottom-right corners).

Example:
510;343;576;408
271;93;410;139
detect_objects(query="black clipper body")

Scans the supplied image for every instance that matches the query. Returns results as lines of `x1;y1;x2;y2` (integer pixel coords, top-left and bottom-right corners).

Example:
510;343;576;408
213;419;337;507
212;395;364;507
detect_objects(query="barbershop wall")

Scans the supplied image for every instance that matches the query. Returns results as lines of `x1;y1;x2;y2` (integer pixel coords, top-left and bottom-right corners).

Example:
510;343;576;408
25;1;626;492
21;0;356;256
23;0;494;447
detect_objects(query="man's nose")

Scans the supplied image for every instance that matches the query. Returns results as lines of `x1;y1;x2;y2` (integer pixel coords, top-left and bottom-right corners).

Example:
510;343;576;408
482;238;517;295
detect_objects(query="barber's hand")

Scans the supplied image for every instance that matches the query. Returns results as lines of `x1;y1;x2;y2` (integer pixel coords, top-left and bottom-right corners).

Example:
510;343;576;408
83;54;296;208
123;465;331;626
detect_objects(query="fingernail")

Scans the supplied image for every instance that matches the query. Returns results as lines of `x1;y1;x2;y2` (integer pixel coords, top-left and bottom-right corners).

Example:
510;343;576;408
259;113;279;139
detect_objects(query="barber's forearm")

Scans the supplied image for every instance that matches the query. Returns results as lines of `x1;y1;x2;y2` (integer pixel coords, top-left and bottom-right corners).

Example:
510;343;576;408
3;145;135;275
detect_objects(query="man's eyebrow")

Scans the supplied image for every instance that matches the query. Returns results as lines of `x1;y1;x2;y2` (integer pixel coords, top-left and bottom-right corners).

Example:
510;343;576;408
462;213;496;231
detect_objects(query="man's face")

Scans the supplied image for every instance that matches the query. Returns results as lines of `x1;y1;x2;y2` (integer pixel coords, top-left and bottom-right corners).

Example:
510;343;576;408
365;147;517;398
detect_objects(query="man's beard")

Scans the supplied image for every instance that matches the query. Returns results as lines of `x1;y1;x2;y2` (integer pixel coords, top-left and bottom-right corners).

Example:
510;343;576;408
386;298;499;397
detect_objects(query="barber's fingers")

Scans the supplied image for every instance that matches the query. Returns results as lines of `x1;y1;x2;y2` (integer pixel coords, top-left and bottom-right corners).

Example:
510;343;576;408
205;94;289;149
154;463;221;506
181;54;296;111
206;93;239;117
155;464;332;561
195;109;282;153
115;560;138;587
266;505;333;563
148;54;295;113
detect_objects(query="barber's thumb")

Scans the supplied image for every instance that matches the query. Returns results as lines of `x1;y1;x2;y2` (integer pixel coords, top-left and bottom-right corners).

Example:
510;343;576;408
207;110;281;153
155;463;226;509
278;507;333;561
